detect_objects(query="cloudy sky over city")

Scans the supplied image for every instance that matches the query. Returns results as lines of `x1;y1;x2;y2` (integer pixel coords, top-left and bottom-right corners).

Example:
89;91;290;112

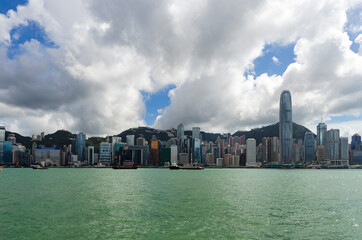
1;0;362;137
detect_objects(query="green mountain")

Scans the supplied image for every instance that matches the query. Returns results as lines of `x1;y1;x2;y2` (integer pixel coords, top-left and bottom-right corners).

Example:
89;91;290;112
233;122;314;145
5;122;314;153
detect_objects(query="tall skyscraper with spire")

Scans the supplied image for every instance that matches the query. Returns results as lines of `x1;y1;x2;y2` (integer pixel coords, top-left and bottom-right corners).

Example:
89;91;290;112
279;90;293;164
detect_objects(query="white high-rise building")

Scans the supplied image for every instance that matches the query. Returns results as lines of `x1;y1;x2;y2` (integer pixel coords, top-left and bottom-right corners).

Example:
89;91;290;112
246;138;257;167
170;145;178;164
126;135;135;146
325;129;340;160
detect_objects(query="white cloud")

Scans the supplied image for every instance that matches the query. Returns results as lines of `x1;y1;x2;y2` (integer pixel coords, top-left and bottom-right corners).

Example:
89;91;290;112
272;56;280;65
0;0;362;138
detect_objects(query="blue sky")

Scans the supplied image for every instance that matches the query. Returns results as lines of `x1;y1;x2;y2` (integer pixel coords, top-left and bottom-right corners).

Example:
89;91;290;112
253;43;296;77
0;0;27;15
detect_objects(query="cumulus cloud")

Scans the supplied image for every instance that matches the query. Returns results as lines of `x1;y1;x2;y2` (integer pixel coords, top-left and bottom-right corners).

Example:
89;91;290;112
0;0;362;137
272;56;280;65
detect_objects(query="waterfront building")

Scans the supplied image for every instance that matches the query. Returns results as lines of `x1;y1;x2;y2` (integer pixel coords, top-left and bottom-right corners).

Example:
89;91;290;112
262;137;269;163
192;127;200;139
216;158;223;166
161;148;171;166
316;145;325;162
339;137;349;160
279;90;293;164
351;134;361;151
3;141;12;165
194;138;201;163
292;144;301;162
126;135;135;146
350;150;362;165
224;154;231;166
99;142;111;165
270;137;279;162
304;132;315;163
325;129;340;160
128;145;149;165
111;136;122;161
88;146;94;165
246;138;257;167
34;147;61;165
177;123;184;142
231;155;240;166
178;153;189;164
206;153;214;165
76;133;86;162
151;139;160;166
317;122;327;146
0;126;5;164
170;145;177;164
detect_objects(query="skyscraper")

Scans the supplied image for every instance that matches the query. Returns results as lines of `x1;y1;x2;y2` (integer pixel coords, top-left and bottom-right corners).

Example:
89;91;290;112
304;132;315;162
0;126;6;164
339;137;349;160
246;138;256;167
325;129;340;160
279;90;293;164
76;133;86;162
317;122;327;146
88;146;94;165
351;134;361;151
192;127;200;139
177;123;184;142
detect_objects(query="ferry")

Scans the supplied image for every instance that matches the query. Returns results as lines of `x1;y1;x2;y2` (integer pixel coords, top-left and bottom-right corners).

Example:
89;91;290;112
169;163;204;170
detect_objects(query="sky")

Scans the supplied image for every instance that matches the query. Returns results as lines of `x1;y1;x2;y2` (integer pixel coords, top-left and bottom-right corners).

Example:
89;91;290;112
0;0;362;139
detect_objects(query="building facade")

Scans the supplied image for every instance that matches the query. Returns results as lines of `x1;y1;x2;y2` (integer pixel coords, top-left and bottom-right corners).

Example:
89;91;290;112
304;132;315;163
99;142;111;165
76;133;86;162
246;138;256;167
325;129;340;160
279;90;293;164
317;122;327;146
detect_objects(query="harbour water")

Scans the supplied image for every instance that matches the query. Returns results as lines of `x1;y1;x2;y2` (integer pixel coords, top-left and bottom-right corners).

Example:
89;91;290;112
0;168;361;239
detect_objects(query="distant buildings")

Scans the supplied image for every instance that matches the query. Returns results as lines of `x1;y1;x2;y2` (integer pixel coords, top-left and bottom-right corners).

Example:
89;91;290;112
99;142;111;165
76;133;86;162
35;147;61;166
325;129;340;160
88;146;94;165
0;126;5;164
279;90;293;164
304;132;315;163
351;134;361;151
317;122;327;146
192;127;200;140
246;138;256;167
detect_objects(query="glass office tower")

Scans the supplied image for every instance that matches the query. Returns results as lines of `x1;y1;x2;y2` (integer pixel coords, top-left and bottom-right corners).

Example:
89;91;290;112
279;90;293;164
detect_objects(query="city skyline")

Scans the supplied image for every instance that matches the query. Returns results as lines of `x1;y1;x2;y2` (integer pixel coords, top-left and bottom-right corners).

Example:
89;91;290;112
0;1;362;138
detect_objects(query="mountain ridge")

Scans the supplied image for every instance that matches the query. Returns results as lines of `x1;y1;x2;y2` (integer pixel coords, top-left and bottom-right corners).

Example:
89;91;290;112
5;122;313;152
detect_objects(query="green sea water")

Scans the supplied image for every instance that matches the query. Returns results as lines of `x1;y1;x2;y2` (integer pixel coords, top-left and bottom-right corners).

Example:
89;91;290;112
0;168;361;239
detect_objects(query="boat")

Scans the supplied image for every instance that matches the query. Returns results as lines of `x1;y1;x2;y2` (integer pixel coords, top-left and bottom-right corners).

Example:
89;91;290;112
32;164;48;170
112;164;138;169
169;163;204;170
